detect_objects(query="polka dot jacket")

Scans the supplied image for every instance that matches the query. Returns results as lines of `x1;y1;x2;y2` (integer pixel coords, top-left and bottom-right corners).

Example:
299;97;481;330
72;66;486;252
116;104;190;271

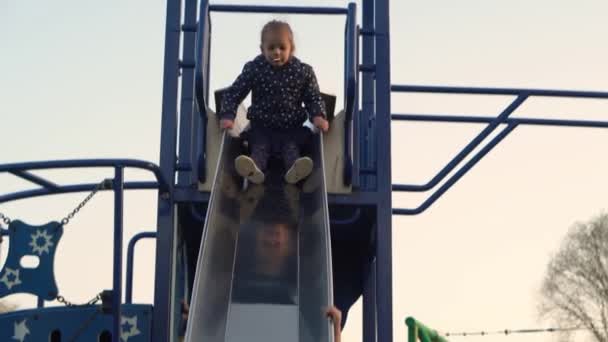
219;55;327;130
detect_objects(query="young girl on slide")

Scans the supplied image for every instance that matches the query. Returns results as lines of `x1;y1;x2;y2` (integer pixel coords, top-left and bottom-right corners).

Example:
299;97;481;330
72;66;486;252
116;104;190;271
219;20;329;184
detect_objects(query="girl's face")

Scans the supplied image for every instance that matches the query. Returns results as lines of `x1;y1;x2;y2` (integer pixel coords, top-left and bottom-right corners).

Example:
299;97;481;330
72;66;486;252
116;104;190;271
255;222;293;276
261;29;292;67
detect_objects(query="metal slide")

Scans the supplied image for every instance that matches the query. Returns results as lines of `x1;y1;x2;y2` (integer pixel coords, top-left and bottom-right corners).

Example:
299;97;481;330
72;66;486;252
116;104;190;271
185;132;334;342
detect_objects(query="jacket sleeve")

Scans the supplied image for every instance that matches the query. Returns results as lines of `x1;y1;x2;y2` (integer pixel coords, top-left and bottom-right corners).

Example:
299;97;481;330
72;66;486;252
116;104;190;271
302;65;326;120
219;61;255;121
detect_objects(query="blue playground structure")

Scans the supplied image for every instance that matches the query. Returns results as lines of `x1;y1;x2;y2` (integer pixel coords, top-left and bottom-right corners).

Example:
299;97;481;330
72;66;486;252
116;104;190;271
2;1;608;342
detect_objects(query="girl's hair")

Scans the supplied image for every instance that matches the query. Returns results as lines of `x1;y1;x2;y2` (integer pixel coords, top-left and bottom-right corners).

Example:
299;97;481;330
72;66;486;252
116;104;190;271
261;20;295;52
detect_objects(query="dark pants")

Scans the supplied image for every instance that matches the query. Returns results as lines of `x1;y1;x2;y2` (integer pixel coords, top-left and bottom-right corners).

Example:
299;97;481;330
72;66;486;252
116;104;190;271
244;124;313;172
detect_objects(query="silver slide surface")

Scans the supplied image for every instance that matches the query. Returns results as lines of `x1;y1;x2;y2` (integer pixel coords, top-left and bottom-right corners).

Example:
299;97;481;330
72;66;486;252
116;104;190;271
185;132;334;342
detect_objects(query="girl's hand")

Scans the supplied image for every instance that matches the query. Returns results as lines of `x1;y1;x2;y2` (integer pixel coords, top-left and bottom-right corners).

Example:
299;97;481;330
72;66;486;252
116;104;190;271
220;119;234;129
313;116;329;132
326;306;342;327
181;300;189;322
326;306;342;342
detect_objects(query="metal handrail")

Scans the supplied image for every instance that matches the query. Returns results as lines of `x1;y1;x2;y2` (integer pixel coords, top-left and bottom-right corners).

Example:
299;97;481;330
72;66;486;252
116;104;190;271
390;84;608;215
391;84;608;98
195;0;211;183
0;159;169;204
209;4;348;15
393;123;517;215
126;232;157;304
343;2;358;186
391;114;608;128
0;182;159;204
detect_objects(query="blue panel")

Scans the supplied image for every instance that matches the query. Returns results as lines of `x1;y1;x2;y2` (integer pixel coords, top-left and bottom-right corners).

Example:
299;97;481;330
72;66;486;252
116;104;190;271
0;305;152;342
0;220;63;300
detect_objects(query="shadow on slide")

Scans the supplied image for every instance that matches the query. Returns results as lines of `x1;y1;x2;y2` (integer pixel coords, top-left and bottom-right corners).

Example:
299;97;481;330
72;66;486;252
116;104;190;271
185;131;334;342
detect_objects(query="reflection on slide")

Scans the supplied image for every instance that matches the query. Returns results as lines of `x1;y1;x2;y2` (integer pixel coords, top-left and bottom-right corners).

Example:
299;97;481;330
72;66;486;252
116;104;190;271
185;132;334;342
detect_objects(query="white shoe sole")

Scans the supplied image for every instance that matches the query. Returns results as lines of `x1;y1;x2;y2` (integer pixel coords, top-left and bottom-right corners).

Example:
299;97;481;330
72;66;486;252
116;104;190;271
284;157;313;184
235;155;265;184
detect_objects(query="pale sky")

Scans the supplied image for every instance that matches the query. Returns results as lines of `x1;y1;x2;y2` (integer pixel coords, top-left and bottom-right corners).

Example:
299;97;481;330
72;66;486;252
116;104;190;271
2;1;608;342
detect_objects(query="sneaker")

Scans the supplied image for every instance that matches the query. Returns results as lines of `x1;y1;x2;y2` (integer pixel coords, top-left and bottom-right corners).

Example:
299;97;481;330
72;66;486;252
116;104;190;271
235;155;265;184
284;157;313;184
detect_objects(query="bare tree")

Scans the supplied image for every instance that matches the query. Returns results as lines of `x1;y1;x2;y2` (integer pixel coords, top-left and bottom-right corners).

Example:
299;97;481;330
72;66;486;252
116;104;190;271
539;213;608;342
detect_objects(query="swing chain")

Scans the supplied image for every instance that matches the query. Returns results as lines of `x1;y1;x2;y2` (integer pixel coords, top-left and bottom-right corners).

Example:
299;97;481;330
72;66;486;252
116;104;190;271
61;179;112;226
56;291;103;307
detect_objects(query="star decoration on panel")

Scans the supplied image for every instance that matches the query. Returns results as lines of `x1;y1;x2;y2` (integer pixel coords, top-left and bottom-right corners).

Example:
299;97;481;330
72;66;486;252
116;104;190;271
12;319;30;342
121;315;141;342
0;267;22;290
29;229;54;255
0;220;63;299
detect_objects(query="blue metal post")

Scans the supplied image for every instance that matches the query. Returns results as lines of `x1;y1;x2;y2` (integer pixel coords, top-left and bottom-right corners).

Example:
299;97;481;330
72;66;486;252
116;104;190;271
361;0;376;191
361;1;377;341
194;0;210;184
374;0;394;341
363;259;377;342
112;167;124;342
126;232;157;304
177;0;199;187
153;0;181;340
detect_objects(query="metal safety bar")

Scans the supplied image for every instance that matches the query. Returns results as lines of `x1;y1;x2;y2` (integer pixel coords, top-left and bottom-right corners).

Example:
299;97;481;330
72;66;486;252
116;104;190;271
209;4;348;15
390;84;608;215
126;232;157;304
343;3;358;187
391;84;608;98
392;114;608;129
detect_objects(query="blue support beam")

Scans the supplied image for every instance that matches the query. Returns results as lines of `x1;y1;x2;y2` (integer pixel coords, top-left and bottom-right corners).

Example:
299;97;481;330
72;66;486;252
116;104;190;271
374;0;394;341
112;167;124;342
0;160;166;204
0;159;168;192
177;0;200;187
8;170;60;190
363;259;377;342
152;0;182;340
391;95;527;192
361;0;376;192
392;114;608;128
0;182;158;204
391;84;608;98
393;123;518;215
194;0;211;183
390;85;608;214
361;1;376;341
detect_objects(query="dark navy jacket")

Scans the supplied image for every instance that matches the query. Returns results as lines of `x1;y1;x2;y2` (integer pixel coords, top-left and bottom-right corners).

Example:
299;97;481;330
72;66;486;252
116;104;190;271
219;55;326;129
